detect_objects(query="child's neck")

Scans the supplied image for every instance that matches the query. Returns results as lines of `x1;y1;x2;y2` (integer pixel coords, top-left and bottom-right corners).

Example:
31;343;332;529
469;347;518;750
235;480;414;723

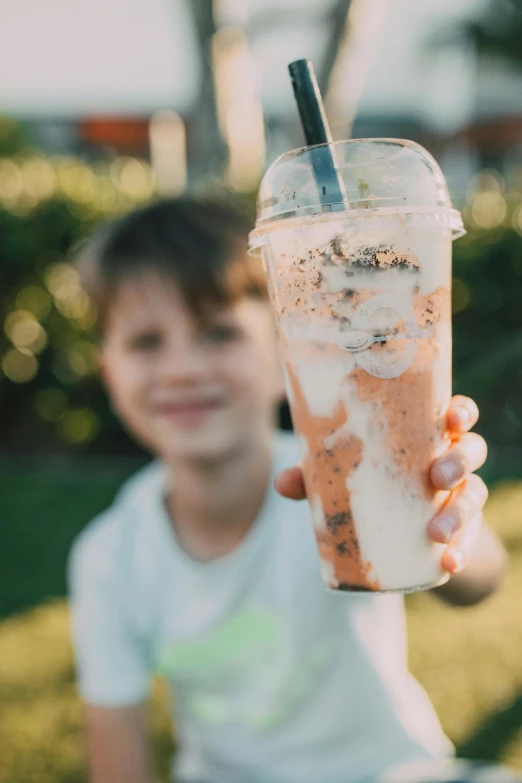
164;435;272;562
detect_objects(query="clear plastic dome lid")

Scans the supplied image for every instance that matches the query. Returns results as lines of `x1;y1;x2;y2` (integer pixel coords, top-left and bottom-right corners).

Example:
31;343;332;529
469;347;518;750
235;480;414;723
249;138;464;250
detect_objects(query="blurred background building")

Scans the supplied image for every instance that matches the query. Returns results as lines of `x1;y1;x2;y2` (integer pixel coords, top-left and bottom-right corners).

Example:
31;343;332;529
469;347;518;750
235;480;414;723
3;0;522;198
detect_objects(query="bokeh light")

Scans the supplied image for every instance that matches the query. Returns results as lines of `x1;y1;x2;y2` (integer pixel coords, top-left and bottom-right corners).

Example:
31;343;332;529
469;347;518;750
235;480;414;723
470;191;508;229
464;170;513;230
110;157;156;202
511;203;522;236
52;352;82;385
452;278;471;314
20;158;56;202
2;349;38;383
0;159;23;210
73;301;98;332
4;310;48;353
91;172;119;213
54;287;91;321
64;341;98;378
466;170;505;199
0;154;158;218
57;408;100;444
44;263;92;321
44;263;80;295
15;286;52;321
34;388;69;422
55;158;96;204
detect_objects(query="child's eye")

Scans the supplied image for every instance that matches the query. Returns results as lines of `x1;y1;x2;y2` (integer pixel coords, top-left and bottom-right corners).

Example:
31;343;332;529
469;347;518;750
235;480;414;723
129;332;162;351
204;325;242;344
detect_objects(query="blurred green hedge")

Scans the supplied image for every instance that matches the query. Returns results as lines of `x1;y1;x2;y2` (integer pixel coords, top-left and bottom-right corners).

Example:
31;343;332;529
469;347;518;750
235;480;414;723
1;155;522;461
452;226;522;458
0;155;156;457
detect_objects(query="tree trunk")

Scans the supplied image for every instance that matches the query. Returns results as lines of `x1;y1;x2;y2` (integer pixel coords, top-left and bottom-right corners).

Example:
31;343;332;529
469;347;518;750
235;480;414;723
185;0;228;184
319;0;353;95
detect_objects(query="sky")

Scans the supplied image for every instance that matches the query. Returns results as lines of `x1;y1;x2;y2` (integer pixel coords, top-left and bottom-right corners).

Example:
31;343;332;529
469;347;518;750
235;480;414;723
0;0;200;114
0;0;488;128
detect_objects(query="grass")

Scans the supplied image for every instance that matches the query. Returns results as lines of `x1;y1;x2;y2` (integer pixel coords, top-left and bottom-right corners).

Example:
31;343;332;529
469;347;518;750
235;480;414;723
407;481;522;769
0;459;142;618
1;467;522;782
0;602;174;783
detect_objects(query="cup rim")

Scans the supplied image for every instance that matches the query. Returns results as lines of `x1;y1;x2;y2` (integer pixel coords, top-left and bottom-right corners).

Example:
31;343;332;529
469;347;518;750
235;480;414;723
248;205;466;255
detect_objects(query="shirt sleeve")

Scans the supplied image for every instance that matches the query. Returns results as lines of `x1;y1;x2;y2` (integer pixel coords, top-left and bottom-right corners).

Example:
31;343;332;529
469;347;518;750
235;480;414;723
67;525;152;707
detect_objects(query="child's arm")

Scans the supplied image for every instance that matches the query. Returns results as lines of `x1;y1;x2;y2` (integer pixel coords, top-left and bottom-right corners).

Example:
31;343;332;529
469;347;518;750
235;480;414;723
86;704;153;783
68;525;156;782
430;520;507;606
276;395;507;607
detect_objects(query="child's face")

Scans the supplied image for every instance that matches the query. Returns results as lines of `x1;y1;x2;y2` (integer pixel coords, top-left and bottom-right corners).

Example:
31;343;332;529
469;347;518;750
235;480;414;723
100;272;284;461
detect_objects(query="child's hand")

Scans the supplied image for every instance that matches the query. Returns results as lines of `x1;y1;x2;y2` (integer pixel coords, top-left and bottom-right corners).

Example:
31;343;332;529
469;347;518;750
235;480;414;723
275;395;488;576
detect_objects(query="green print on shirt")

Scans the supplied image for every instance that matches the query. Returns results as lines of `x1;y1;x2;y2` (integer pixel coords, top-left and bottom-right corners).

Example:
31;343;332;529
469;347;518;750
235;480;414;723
155;604;335;727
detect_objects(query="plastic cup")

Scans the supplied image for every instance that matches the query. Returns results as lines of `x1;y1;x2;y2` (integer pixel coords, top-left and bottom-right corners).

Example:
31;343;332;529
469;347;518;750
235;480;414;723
249;139;465;593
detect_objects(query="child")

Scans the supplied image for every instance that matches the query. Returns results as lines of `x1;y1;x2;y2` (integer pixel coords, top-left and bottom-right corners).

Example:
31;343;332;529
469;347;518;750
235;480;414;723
69;196;510;783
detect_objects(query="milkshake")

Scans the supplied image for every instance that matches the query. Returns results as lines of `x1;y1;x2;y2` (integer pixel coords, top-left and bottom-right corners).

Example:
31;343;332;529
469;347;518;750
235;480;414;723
249;139;465;592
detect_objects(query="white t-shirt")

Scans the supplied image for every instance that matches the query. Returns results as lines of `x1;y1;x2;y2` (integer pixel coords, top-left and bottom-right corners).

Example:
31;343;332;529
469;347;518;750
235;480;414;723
68;432;453;783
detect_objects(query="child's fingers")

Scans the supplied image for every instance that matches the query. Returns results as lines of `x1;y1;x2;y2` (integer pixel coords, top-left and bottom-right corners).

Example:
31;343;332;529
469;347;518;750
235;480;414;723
428;474;488;544
446;395;479;435
430;432;488;490
441;511;484;574
274;467;307;501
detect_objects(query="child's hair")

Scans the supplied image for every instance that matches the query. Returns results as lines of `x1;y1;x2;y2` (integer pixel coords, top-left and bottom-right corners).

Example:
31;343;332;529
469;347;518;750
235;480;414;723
75;195;267;331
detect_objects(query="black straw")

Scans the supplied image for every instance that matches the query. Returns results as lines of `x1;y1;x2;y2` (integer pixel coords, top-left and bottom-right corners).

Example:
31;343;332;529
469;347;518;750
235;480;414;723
288;59;333;146
288;59;347;207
